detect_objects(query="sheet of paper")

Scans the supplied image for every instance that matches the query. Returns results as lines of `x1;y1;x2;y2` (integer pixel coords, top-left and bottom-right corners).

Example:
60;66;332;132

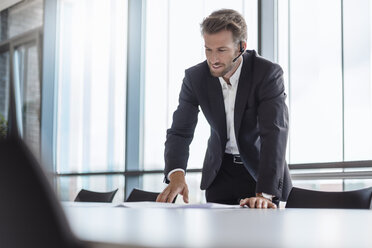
117;202;243;209
62;201;244;209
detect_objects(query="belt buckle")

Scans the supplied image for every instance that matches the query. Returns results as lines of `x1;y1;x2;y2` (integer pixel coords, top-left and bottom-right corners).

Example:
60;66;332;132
233;155;243;164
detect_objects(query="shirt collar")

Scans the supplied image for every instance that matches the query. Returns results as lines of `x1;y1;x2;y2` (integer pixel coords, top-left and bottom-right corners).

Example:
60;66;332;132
219;59;243;87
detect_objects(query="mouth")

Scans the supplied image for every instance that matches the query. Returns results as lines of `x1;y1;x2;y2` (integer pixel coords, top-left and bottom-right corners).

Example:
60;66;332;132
211;64;223;70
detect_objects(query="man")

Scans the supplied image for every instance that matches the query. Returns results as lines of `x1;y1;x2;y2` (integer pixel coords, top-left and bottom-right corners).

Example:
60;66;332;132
156;9;292;208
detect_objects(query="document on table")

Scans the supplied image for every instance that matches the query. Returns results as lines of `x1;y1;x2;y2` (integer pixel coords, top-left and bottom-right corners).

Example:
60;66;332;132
61;201;244;209
116;202;243;209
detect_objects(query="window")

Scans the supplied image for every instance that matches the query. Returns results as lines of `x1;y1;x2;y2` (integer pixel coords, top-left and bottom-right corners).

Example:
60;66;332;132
56;0;128;201
53;0;372;202
343;0;372;161
0;0;43;154
0;0;43;42
14;40;42;158
0;51;9;137
278;0;372;191
286;0;343;164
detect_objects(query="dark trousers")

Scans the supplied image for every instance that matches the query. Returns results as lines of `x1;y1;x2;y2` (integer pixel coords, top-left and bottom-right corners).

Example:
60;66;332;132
205;153;257;205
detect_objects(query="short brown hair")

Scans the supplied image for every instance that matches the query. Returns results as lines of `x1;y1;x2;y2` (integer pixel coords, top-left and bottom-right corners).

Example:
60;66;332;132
200;9;247;44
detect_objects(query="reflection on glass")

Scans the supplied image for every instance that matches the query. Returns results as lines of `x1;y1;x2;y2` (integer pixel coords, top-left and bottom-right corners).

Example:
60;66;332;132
0;52;9;139
0;0;43;42
0;113;7;139
57;175;124;202
142;173;206;204
13;42;41;158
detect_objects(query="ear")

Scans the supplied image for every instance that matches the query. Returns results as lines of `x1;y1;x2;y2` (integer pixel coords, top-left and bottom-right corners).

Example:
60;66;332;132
241;41;247;52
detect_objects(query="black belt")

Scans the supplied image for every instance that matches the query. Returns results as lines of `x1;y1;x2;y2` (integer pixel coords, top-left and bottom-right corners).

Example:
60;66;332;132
225;153;244;164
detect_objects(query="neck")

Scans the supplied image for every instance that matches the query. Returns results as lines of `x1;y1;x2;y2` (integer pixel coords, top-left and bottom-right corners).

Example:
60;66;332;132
223;56;242;83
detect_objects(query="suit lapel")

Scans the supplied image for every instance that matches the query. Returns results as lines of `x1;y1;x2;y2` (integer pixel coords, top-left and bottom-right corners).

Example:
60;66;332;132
206;74;227;144
234;52;253;140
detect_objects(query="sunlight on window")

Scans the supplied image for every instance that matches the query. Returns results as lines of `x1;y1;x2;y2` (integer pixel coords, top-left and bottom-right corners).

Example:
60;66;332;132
343;0;372;161
287;0;343;164
56;0;127;199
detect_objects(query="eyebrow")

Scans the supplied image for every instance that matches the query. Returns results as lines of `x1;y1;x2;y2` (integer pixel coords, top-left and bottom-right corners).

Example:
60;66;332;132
204;46;229;49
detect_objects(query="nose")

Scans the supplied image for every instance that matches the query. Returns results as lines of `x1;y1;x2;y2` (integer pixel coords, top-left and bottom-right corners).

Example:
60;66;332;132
209;52;220;64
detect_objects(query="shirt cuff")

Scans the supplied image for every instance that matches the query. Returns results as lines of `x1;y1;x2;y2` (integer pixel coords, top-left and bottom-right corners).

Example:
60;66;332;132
257;192;274;201
167;168;185;181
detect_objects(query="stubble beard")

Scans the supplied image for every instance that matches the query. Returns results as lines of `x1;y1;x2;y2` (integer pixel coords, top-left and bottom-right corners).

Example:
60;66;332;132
208;61;235;78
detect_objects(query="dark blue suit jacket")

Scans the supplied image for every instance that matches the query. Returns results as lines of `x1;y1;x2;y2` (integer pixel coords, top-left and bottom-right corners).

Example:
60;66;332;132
164;50;292;201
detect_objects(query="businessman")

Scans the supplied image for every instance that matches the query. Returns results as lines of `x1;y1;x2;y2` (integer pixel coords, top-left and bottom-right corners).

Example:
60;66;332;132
156;9;292;208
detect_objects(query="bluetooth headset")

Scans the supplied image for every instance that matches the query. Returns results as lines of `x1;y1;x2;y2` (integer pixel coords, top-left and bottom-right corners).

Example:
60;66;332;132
232;41;245;62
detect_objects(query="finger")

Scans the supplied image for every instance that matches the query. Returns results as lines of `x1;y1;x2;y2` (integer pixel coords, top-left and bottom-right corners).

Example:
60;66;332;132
156;188;170;202
240;198;252;208
156;192;167;202
256;198;263;209
268;201;277;209
166;191;178;203
239;198;249;206
262;200;268;209
182;186;189;203
156;192;162;202
249;198;256;208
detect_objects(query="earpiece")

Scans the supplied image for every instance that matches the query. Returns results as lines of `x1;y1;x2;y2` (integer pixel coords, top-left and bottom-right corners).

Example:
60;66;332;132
232;41;244;62
239;41;244;53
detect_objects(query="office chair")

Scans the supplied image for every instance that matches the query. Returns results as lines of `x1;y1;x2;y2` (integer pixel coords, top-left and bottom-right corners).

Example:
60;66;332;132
126;188;177;203
0;137;87;248
74;188;118;203
285;186;372;209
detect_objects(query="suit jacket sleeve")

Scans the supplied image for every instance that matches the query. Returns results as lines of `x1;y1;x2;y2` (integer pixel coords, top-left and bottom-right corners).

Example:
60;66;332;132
164;72;199;183
256;64;289;198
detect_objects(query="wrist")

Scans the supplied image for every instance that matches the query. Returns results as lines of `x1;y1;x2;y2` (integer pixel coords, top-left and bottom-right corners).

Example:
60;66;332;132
256;192;273;201
169;171;185;182
167;168;185;181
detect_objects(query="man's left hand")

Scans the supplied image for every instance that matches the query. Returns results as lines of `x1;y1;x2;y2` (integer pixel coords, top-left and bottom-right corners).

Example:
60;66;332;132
239;197;277;209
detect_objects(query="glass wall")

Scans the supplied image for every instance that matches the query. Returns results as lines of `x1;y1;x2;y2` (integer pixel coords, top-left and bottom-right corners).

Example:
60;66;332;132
57;175;125;203
0;51;9;138
14;41;42;158
0;0;43;42
287;0;343;164
56;0;128;201
0;0;43;153
343;0;372;161
278;0;372;191
53;0;372;202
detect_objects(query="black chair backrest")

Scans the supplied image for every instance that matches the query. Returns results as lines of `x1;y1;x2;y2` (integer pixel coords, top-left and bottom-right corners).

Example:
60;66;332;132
0;137;86;248
286;186;372;209
74;188;118;203
126;188;177;203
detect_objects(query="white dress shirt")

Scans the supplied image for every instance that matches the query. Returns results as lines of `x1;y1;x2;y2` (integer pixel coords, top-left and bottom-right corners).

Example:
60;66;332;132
219;59;243;155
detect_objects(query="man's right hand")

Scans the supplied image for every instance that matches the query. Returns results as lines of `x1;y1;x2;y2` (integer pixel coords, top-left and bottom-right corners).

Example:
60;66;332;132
156;171;189;203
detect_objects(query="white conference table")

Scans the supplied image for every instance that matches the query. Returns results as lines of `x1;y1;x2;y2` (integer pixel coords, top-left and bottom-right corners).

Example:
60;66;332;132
63;203;372;248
